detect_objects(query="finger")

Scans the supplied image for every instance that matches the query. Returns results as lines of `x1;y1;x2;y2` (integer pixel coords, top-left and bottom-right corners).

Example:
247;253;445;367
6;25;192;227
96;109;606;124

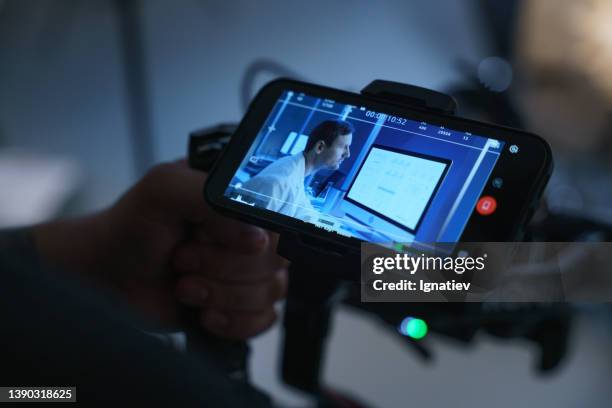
193;219;269;254
143;161;209;223
143;161;268;253
174;242;288;283
175;269;288;312
201;307;278;340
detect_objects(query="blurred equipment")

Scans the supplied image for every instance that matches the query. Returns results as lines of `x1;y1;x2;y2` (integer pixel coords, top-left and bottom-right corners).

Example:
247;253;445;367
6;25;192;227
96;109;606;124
187;79;578;408
143;1;612;404
449;0;612;227
240;59;305;113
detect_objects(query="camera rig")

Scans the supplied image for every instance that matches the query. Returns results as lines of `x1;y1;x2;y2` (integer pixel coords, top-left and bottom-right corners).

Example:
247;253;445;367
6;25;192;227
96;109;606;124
184;80;612;407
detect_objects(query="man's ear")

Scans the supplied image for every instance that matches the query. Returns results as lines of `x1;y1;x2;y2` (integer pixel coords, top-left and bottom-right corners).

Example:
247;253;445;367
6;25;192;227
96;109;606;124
315;140;326;154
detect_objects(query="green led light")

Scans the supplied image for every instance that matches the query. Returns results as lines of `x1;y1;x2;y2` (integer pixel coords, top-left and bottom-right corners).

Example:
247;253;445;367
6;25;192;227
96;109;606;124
399;317;428;340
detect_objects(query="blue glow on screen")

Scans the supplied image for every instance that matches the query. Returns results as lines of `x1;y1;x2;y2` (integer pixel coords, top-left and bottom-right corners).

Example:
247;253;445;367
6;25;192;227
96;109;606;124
224;90;504;245
346;146;449;233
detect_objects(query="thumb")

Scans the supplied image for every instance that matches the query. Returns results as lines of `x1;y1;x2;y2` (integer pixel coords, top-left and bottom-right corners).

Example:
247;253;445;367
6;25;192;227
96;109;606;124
143;160;268;252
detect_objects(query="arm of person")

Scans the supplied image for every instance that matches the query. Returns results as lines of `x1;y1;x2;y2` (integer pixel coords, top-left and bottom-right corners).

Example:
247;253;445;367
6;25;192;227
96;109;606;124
0;226;273;408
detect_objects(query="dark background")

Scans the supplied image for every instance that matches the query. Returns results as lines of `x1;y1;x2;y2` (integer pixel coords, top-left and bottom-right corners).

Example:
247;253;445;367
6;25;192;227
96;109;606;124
1;1;612;406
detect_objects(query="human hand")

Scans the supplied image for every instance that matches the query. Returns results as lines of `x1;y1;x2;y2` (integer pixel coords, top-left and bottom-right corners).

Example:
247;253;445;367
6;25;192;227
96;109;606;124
34;160;289;339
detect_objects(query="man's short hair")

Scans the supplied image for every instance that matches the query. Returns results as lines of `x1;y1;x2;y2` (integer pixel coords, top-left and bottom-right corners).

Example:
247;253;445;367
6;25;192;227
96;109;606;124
304;120;354;153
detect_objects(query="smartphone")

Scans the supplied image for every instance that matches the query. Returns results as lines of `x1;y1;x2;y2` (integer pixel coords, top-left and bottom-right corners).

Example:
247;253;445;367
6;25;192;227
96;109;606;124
205;79;552;253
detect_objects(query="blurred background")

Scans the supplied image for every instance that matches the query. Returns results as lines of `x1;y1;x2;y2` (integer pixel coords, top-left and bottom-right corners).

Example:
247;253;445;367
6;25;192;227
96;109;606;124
2;0;612;406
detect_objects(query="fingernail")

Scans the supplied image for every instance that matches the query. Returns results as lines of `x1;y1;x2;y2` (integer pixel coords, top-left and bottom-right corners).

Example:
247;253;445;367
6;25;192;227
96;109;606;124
205;310;228;329
245;226;266;241
240;227;267;252
175;249;199;272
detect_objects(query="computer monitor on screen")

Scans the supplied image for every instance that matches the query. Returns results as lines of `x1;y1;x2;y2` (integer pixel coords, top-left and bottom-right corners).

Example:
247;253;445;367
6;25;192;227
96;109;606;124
345;145;450;234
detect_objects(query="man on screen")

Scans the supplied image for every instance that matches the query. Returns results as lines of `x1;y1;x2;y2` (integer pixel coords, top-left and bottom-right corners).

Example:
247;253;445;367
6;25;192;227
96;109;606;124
239;119;353;220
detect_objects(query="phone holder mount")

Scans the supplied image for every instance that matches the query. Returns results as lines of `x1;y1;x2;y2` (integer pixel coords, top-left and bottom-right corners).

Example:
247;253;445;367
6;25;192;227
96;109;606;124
186;81;570;405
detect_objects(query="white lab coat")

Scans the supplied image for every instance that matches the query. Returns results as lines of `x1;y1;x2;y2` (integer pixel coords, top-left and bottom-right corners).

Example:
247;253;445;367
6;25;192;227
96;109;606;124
240;154;318;220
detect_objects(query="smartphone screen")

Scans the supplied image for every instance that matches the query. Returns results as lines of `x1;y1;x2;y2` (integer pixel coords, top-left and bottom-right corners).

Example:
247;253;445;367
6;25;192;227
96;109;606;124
222;89;507;248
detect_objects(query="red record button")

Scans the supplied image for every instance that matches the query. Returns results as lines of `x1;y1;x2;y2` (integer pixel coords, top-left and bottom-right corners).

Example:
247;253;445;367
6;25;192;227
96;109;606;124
476;196;497;216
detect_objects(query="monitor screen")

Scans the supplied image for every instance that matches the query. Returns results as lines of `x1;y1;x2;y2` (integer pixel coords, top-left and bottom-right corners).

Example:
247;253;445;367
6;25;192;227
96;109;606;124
345;146;450;234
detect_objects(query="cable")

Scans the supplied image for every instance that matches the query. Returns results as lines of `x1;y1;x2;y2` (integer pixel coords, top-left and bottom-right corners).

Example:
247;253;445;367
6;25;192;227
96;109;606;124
239;58;305;113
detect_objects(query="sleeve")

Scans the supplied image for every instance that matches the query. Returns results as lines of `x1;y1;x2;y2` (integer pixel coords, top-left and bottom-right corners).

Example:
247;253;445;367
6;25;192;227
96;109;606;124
295;193;319;222
0;228;272;408
241;175;287;212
